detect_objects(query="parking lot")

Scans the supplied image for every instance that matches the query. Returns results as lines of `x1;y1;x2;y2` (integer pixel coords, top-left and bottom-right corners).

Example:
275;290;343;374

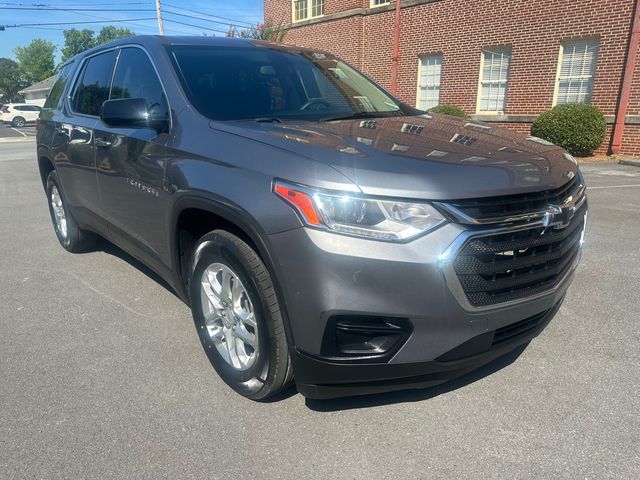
0;139;638;479
0;122;37;140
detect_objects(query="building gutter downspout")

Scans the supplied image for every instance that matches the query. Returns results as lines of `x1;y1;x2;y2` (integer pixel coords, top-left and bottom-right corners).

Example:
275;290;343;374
390;0;402;94
612;0;640;154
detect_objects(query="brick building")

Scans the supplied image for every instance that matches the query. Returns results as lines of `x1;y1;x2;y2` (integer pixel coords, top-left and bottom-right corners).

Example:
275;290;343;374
263;0;640;156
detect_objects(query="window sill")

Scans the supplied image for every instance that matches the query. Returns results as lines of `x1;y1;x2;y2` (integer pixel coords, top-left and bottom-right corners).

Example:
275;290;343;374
292;15;325;24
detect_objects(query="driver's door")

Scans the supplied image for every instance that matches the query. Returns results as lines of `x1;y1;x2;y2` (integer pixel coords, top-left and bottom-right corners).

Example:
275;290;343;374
95;47;171;269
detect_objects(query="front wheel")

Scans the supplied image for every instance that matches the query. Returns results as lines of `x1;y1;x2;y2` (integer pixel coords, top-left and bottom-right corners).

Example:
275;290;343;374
189;230;293;400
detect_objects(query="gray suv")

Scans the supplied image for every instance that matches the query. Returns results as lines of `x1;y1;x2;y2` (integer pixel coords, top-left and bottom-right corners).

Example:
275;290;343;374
36;36;587;400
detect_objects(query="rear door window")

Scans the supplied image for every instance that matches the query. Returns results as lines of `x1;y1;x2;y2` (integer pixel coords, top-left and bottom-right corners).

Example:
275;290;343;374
71;50;117;116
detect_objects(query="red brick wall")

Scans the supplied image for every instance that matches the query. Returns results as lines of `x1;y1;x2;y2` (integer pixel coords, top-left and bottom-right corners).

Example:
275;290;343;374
265;0;640;155
266;0;371;23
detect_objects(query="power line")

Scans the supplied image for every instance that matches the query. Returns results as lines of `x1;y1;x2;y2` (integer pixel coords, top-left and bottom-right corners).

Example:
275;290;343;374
0;6;154;12
32;3;160;33
0;5;258;31
163;2;257;27
2;17;157;28
163;9;253;29
0;5;258;28
0;1;151;4
163;18;229;36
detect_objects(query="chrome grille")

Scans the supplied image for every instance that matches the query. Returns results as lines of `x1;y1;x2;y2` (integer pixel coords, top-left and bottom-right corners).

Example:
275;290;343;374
452;203;586;307
446;175;582;222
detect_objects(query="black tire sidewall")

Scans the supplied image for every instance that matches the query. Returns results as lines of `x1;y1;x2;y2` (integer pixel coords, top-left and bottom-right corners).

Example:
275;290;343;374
190;234;275;398
12;117;25;127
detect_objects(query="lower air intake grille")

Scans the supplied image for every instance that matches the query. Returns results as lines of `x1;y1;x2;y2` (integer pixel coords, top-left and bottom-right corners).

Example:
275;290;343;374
492;309;550;346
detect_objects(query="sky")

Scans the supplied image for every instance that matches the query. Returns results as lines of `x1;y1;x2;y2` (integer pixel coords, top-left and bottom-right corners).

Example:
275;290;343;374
0;0;264;60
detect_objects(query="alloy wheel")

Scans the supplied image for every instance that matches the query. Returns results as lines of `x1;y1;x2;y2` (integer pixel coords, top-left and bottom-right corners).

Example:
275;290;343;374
50;185;68;239
200;263;259;370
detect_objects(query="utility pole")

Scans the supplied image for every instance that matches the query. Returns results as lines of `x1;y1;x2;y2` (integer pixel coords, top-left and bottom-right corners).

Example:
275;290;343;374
155;0;165;35
390;0;402;94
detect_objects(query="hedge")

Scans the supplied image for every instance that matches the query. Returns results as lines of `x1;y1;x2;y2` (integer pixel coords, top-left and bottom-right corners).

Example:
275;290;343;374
428;104;467;118
531;103;606;157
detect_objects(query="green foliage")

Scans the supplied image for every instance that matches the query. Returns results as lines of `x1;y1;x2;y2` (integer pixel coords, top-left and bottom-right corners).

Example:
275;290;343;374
95;26;135;45
60;26;135;64
226;19;288;43
14;39;56;85
61;29;95;63
531;103;606;156
0;58;27;102
428;104;467;118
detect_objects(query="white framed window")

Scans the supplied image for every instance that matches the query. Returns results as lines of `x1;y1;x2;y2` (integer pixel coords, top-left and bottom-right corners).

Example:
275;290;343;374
554;39;599;105
477;47;511;113
371;0;390;7
293;0;324;21
417;54;442;110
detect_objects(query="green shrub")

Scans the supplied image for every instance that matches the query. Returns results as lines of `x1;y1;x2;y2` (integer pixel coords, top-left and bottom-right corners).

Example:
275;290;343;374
531;103;606;157
428;104;467;118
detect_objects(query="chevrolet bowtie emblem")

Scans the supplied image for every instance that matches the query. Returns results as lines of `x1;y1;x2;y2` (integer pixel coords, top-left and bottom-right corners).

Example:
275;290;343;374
542;203;576;230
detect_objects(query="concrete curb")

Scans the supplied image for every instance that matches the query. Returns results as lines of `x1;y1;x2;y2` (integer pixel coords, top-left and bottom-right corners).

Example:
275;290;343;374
0;136;36;144
619;159;640;167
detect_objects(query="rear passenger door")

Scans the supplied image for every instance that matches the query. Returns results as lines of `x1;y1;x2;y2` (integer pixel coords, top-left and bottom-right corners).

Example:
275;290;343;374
94;47;171;269
38;62;75;165
50;49;117;222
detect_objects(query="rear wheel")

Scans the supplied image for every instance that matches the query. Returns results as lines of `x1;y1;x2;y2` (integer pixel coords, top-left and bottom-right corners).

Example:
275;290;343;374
189;230;293;400
12;116;25;127
46;171;96;252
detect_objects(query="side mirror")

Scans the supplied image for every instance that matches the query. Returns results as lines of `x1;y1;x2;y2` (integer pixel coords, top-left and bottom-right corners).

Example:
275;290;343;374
100;98;168;133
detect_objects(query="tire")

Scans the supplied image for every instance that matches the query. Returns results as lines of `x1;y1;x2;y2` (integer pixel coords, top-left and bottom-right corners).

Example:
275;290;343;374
12;116;25;127
46;171;96;253
190;230;293;400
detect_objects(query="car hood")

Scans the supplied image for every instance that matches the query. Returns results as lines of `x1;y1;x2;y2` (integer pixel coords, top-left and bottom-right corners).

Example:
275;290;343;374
209;113;578;200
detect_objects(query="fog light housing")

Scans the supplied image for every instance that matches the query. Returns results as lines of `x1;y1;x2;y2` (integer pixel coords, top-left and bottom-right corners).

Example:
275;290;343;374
321;315;412;361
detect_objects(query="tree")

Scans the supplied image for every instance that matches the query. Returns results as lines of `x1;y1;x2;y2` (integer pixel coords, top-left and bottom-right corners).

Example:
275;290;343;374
226;19;288;43
95;26;135;45
59;26;136;65
0;58;27;103
14;39;56;85
61;29;95;63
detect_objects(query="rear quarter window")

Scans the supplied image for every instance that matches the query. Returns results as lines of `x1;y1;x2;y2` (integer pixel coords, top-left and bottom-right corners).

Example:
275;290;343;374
44;62;75;110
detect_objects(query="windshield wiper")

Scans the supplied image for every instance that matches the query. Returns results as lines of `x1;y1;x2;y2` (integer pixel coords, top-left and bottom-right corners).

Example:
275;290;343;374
254;117;283;123
320;111;404;122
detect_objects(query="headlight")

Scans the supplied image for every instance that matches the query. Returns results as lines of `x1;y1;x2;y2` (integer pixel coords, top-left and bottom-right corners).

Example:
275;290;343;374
274;180;446;241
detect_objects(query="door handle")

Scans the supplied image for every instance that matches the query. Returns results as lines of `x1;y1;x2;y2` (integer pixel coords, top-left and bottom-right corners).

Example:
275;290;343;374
95;137;114;148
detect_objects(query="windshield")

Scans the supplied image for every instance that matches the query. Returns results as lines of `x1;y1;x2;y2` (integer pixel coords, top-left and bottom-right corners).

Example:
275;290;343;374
168;45;408;121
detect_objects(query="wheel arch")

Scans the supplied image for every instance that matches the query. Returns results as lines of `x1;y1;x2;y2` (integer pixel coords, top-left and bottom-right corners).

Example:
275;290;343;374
170;195;296;345
38;155;55;190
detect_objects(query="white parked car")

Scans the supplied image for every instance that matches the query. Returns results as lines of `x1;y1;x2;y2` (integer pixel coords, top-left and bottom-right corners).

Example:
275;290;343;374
0;103;42;127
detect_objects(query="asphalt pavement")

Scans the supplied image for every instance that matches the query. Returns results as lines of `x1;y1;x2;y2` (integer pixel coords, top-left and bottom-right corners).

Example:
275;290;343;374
0;139;638;479
0;122;37;140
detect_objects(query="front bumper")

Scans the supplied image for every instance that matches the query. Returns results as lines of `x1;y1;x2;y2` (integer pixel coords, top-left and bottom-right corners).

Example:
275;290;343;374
267;221;581;400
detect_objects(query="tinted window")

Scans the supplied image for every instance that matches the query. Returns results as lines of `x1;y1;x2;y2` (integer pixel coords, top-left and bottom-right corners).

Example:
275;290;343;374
44;62;74;109
110;48;168;120
72;50;117;116
169;45;406;121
